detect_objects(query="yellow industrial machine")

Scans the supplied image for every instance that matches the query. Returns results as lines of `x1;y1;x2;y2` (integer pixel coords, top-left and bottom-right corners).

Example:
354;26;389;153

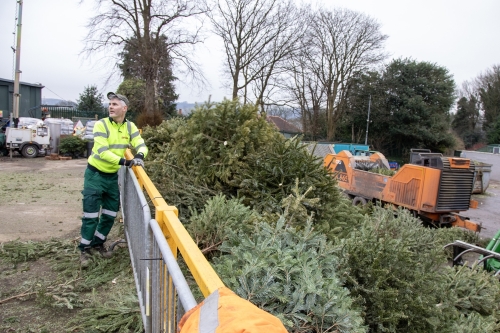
324;150;481;232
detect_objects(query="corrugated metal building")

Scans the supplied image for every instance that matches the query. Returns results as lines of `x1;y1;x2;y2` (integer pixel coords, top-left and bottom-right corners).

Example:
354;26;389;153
0;78;44;119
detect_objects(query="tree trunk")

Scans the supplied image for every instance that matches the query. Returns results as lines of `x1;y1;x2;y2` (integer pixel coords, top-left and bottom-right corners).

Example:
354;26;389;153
312;103;319;140
326;95;335;141
232;74;239;100
144;77;156;117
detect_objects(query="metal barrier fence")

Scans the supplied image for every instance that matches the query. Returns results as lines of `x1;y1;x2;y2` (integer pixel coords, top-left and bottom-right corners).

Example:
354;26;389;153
18;105;107;120
46;107;107;121
118;151;225;332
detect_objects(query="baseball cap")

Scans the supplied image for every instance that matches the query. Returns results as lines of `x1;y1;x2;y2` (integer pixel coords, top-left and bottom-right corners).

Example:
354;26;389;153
107;92;129;106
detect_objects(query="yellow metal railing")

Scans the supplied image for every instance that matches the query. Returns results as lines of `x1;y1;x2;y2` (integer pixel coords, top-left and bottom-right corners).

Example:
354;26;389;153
125;151;224;297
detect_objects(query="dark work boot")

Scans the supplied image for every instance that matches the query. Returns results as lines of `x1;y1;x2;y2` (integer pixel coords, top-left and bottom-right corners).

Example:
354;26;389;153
80;249;92;268
92;244;113;258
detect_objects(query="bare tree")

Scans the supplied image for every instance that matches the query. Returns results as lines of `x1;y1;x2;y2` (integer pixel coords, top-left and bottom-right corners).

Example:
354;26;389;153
303;8;387;140
282;52;327;140
248;3;308;110
475;65;500;130
205;0;307;107
82;0;205;121
458;80;479;100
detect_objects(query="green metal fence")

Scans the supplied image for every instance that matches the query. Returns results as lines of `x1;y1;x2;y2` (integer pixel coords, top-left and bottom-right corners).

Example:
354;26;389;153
2;105;108;123
45;106;107;122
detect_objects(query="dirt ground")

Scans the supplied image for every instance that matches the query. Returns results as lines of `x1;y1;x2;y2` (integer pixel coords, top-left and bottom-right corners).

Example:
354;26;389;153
0;155;133;332
0;154;87;243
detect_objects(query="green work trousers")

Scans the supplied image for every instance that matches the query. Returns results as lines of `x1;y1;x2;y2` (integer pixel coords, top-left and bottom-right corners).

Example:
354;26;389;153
78;168;120;252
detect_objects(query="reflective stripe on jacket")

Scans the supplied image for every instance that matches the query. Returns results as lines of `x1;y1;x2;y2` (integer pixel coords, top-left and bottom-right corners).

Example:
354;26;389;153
88;117;148;173
178;287;288;333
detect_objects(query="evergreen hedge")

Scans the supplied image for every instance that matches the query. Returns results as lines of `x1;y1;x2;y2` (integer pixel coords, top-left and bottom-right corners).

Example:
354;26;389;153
59;136;87;158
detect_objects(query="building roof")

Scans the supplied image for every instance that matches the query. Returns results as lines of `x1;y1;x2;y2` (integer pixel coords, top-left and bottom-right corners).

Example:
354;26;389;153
303;142;334;158
267;115;302;134
0;78;44;89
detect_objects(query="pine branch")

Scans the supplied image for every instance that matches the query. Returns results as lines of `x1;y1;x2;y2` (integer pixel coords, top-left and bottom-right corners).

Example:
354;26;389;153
0;291;36;304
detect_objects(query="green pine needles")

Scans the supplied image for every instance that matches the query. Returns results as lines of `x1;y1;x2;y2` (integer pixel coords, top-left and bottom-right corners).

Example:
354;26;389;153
186;194;257;256
339;207;500;333
141;100;500;333
143;100;363;233
213;213;366;333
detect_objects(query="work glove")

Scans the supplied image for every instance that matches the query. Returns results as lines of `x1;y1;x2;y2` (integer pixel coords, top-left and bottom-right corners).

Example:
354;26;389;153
129;153;145;168
119;153;145;168
127;158;144;168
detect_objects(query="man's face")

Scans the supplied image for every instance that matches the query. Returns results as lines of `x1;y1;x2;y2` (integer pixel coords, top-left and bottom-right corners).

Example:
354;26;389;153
108;98;127;120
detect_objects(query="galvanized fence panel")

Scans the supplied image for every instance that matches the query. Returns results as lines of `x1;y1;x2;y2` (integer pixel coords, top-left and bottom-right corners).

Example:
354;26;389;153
118;167;152;331
150;219;198;332
45;107;108;121
118;166;197;333
6;105;107;122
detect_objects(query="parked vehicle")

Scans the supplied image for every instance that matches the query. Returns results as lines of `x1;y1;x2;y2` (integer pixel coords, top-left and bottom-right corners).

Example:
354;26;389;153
1;122;51;157
324;149;481;233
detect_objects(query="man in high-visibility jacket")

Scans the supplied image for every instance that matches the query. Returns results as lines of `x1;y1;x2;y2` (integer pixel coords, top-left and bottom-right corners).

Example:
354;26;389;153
78;92;148;267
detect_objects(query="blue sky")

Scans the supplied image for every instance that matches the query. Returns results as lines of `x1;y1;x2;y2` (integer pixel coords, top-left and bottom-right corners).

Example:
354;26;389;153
1;0;499;104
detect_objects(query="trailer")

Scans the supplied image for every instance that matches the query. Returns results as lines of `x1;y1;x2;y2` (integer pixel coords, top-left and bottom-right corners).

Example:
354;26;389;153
2;123;51;157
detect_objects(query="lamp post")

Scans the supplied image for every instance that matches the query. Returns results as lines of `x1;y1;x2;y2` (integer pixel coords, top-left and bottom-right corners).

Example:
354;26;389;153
11;0;23;129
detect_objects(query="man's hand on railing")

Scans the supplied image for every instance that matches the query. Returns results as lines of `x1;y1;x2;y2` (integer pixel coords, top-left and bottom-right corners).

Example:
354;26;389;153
120;153;145;168
128;157;145;168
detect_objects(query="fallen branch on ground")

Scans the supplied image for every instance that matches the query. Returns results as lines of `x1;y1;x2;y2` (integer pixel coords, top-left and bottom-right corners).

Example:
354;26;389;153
0;291;36;304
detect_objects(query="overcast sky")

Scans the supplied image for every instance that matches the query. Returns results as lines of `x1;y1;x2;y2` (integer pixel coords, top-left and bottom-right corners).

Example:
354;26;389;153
0;0;499;105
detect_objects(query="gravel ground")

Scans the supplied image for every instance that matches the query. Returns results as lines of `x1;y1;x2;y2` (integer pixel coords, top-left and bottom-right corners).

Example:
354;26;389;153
465;180;500;239
0;154;87;243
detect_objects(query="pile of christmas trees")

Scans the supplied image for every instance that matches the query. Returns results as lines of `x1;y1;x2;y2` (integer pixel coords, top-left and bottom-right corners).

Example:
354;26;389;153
142;100;500;333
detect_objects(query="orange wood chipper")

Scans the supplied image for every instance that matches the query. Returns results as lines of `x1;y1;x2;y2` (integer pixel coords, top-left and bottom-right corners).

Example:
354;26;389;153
324;150;481;233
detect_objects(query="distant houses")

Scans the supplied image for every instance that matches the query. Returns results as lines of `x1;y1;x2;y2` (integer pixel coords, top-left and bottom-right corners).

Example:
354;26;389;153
266;115;302;138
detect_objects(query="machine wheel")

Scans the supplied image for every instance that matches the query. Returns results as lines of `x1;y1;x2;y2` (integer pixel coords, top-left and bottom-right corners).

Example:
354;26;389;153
352;196;367;206
21;144;39;158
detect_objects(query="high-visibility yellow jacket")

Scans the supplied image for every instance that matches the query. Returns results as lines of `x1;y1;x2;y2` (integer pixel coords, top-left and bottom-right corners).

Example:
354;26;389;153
178;287;288;333
88;117;148;173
